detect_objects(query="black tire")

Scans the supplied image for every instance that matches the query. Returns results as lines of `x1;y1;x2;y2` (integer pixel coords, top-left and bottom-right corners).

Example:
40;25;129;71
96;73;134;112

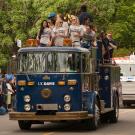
123;102;127;107
92;103;101;130
84;99;100;130
18;120;32;130
110;95;119;123
125;102;131;107
123;102;130;107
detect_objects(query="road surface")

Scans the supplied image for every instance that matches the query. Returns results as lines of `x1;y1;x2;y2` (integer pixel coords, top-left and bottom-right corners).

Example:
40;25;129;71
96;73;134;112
0;109;135;135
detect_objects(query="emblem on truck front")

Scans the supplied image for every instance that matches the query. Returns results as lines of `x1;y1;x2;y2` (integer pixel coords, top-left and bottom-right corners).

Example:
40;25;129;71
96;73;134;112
41;89;52;98
43;75;50;80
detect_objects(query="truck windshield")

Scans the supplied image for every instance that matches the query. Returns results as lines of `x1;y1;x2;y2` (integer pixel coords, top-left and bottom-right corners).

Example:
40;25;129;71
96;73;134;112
17;52;81;73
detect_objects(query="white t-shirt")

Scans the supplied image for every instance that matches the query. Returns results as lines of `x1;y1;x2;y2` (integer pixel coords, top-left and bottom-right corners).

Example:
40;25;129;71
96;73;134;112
40;28;52;45
52;27;67;46
69;25;83;46
62;21;69;30
6;83;13;94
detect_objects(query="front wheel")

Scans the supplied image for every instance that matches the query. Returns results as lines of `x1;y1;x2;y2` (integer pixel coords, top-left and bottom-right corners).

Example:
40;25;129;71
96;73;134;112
110;95;119;123
18;120;32;130
84;100;100;130
91;103;100;130
123;101;131;107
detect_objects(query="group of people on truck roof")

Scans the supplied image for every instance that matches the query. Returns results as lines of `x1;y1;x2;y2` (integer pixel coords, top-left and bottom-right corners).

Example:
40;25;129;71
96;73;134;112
36;4;96;48
36;4;117;60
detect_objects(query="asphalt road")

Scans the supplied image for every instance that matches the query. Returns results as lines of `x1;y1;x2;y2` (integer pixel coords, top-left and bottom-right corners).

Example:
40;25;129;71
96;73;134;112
0;108;135;135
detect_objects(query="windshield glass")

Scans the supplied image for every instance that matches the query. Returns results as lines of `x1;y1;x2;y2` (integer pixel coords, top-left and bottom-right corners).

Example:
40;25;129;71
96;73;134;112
18;52;81;73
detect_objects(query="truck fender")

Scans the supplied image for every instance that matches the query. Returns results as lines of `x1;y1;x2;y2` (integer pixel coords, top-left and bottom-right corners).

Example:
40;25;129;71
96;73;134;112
85;91;99;114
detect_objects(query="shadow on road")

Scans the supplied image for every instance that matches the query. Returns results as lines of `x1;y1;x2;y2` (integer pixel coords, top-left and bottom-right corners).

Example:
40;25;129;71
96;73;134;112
13;120;116;133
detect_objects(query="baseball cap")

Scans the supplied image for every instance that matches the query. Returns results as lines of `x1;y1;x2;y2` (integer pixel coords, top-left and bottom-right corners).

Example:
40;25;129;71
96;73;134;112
48;12;56;19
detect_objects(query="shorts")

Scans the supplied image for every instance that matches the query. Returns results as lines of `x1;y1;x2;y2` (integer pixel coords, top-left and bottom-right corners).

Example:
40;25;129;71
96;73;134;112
6;94;11;105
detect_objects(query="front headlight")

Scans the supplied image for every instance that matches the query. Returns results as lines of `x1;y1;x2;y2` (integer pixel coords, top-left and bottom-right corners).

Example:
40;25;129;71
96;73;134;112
104;75;109;80
64;95;71;102
24;104;31;111
67;80;77;85
24;95;31;103
57;81;65;86
18;80;26;86
64;104;71;111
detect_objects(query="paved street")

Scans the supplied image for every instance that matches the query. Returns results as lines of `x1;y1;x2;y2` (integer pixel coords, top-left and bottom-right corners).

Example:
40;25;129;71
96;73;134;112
0;109;135;135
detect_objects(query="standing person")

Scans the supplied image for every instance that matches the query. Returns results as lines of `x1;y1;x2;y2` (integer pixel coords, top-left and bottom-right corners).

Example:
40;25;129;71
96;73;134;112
37;20;52;47
11;77;16;110
107;33;117;58
1;75;7;110
52;20;68;46
47;19;55;30
79;4;93;25
69;15;83;47
0;76;6;115
0;77;2;95
5;72;14;81
0;93;6;115
99;31;111;62
81;17;96;49
47;12;57;31
0;69;2;79
48;12;57;26
56;13;69;31
6;79;15;111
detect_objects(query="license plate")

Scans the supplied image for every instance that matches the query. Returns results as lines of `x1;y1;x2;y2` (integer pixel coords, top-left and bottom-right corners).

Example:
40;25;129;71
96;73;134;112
36;104;58;110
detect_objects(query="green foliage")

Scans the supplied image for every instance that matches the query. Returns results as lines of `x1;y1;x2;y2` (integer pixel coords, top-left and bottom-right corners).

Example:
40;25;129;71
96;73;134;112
113;48;135;57
0;0;135;66
0;53;8;66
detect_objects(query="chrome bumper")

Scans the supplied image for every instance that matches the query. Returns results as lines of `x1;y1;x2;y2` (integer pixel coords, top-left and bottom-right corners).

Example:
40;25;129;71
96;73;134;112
9;111;93;121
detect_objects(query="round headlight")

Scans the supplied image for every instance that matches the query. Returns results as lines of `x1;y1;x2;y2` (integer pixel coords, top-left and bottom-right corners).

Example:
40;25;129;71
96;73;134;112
24;104;31;111
64;104;71;111
24;95;31;103
104;75;109;80
20;87;24;91
64;95;71;102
